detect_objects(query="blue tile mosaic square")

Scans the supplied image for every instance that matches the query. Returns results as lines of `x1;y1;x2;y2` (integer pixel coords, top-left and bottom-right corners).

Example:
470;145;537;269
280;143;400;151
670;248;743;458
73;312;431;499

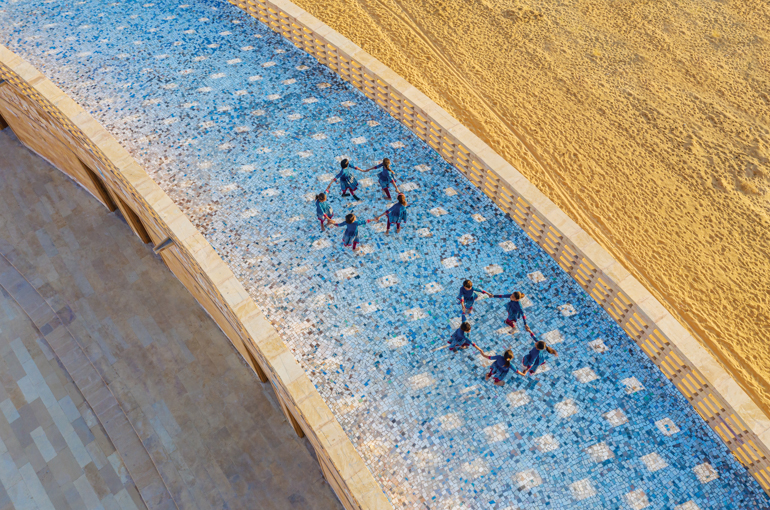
1;0;768;508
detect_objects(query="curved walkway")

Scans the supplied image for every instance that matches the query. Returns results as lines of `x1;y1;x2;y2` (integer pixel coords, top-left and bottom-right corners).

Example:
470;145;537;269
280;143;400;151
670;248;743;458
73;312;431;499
0;0;767;508
0;127;342;510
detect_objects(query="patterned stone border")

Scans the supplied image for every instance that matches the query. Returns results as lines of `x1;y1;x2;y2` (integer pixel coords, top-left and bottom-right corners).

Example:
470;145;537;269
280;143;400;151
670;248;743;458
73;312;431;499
229;0;770;495
0;45;391;510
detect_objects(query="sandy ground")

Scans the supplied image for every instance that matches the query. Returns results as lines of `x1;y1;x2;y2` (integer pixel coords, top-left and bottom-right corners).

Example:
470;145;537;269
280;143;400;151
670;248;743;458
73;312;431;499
293;0;770;413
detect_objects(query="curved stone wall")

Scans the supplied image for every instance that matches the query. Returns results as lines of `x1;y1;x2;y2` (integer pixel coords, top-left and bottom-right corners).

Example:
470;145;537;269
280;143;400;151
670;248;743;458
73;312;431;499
226;0;770;495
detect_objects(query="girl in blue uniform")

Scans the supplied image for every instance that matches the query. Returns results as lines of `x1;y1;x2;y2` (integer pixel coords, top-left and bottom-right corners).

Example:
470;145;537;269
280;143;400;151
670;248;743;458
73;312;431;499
326;159;363;201
363;158;399;199
315;193;333;231
487;291;532;334
457;280;490;319
447;322;472;351
517;340;558;376
375;193;408;234
336;213;373;250
472;345;514;387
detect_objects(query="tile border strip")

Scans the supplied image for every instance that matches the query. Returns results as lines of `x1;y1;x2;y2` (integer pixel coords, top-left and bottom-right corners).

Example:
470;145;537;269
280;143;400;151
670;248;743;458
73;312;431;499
0;45;392;510
229;0;770;495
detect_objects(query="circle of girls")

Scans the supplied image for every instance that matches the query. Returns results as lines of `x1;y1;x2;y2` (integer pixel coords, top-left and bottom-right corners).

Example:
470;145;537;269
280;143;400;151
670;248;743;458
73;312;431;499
315;157;558;387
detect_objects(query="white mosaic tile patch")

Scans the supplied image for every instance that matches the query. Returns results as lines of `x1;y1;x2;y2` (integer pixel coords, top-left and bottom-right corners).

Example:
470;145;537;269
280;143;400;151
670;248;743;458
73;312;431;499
541;329;564;344
409;373;435;390
387;335;408;349
483;423;509;443
621;377;645;394
586;442;614;462
569;478;596;501
693;462;719;483
458;234;475;246
429;207;448;216
506;390;530;408
573;367;598;383
640;452;668;472
655;418;681;436
335;267;358;280
439;413;463;431
312;238;331;250
588;338;609;353
535;434;559;452
513;469;542;490
554;399;578;418
357;302;378;314
527;271;545;282
499;240;517;252
625;489;650;510
441;257;459;268
462;458;488;479
404;308;428;321
603;408;629;427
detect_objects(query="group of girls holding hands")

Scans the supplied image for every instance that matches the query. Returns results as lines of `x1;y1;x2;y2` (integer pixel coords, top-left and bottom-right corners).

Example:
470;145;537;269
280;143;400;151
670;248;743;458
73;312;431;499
450;279;558;387
315;158;408;248
314;157;556;388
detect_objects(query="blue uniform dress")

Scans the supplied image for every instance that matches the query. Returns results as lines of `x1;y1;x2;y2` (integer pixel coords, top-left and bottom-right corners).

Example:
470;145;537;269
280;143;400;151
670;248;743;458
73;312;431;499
491;295;529;330
386;202;408;227
376;163;396;190
447;328;471;351
335;167;359;193
520;346;549;375
338;220;367;246
315;200;332;222
458;286;481;312
487;355;511;382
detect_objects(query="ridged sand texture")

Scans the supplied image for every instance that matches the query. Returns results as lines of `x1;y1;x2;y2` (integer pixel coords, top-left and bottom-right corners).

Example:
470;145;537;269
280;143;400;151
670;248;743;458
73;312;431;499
293;0;770;414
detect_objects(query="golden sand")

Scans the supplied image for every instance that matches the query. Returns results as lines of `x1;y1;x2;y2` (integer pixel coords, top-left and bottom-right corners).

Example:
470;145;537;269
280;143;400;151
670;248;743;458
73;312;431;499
295;0;770;412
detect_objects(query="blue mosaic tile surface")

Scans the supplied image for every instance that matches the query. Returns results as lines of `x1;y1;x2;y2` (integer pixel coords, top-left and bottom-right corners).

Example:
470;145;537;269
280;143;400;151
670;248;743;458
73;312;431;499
1;1;768;508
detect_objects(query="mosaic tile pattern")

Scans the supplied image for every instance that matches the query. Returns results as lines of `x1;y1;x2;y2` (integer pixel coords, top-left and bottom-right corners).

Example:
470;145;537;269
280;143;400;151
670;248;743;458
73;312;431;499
1;0;768;508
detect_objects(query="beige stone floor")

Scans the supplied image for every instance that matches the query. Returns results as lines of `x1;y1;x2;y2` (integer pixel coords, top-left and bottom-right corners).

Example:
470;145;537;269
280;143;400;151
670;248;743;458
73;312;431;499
0;126;343;510
0;289;145;510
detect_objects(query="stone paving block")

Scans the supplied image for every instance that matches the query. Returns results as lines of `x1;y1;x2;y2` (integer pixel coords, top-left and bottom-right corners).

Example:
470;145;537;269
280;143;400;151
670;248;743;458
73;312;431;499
46;448;79;487
19;462;56;510
71;417;96;447
83;461;111;500
99;461;125;496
